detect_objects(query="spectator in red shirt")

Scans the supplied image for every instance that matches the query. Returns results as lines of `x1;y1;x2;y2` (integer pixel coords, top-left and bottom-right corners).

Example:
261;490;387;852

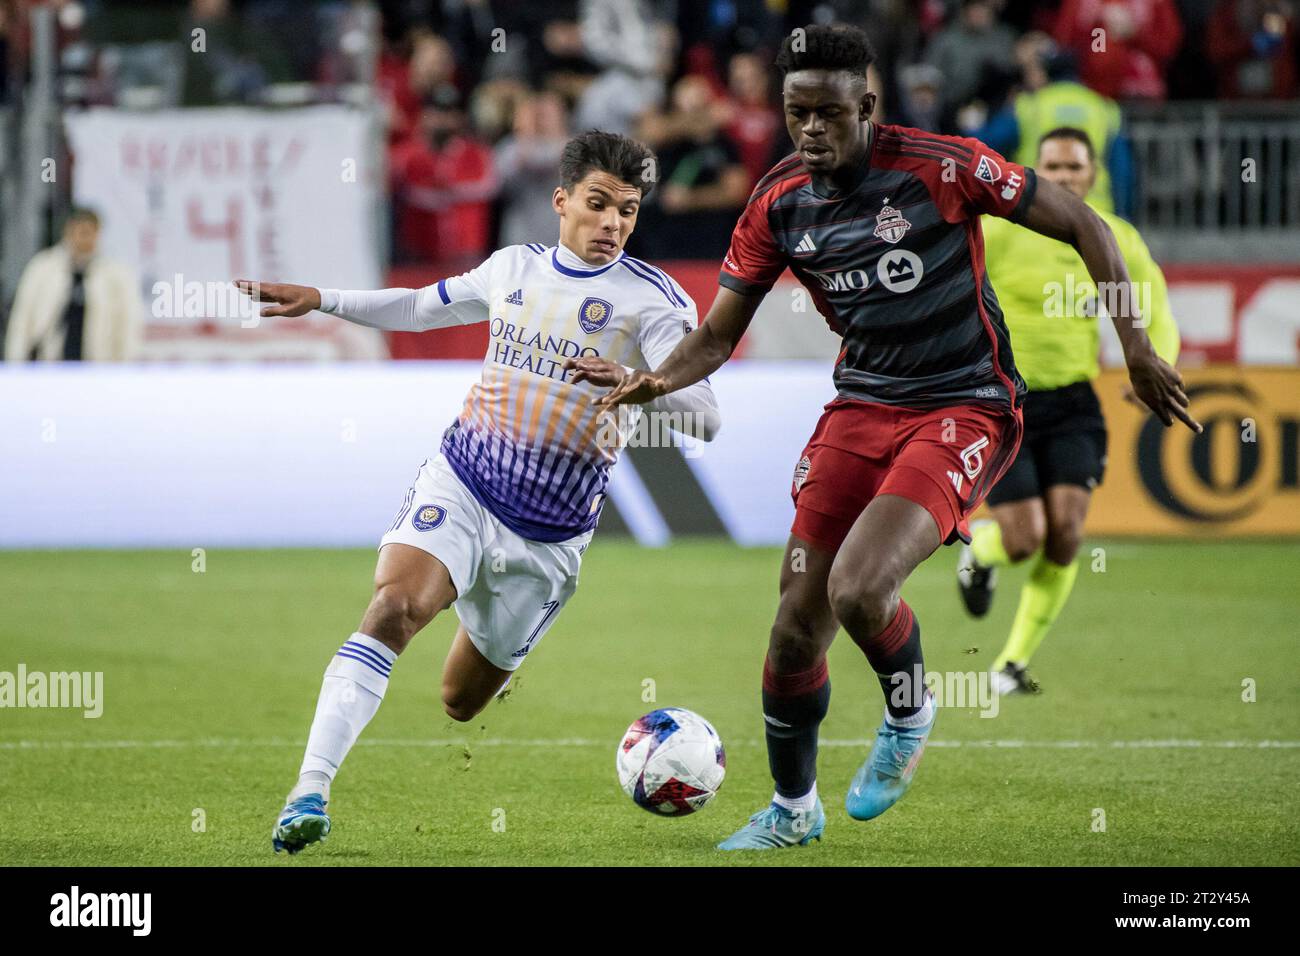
633;75;751;259
377;30;460;145
1207;0;1298;99
389;86;498;263
1054;0;1183;100
720;51;782;188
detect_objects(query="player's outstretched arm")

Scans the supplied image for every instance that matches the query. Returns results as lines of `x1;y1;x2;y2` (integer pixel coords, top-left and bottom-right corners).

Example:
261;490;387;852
235;279;484;333
567;286;763;406
1018;180;1201;433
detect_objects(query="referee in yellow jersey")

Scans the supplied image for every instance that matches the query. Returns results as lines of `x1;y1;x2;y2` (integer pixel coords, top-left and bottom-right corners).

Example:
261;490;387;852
957;126;1181;695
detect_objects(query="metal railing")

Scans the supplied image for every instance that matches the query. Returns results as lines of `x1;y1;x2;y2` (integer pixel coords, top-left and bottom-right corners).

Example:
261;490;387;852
1;5;61;322
1125;101;1300;263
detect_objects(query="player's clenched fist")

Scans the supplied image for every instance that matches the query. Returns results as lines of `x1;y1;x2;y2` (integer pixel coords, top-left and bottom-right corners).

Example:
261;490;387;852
233;280;321;318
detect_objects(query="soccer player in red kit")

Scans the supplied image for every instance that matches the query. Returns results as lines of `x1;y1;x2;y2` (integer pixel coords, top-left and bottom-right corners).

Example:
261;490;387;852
569;24;1199;850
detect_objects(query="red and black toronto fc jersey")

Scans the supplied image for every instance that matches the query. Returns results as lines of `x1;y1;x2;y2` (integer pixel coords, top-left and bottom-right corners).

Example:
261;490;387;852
719;122;1033;410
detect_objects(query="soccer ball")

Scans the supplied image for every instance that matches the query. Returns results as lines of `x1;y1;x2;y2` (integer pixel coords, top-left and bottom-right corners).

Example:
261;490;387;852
616;707;726;815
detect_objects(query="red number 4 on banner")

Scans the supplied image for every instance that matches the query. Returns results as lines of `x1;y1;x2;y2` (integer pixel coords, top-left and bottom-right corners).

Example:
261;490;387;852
187;197;244;278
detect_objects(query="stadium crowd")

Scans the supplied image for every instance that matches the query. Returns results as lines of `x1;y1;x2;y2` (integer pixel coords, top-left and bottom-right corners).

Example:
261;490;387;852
367;0;1299;262
1;0;1297;268
366;0;1300;261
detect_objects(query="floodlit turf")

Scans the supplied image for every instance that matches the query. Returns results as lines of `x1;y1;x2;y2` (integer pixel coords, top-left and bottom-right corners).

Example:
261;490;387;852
1;540;1297;866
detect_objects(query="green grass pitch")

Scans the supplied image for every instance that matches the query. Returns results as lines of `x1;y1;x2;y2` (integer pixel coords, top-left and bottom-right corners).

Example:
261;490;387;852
1;539;1296;866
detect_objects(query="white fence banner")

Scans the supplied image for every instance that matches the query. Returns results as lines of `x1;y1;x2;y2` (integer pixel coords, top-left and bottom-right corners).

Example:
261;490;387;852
63;107;383;347
0;362;835;549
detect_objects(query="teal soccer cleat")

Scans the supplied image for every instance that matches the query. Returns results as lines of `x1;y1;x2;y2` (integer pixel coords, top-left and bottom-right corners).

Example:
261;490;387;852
845;700;936;821
272;793;331;855
717;799;825;851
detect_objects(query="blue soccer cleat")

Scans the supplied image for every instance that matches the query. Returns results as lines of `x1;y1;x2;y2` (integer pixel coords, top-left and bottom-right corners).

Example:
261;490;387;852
272;793;331;855
845;701;936;821
717;799;825;851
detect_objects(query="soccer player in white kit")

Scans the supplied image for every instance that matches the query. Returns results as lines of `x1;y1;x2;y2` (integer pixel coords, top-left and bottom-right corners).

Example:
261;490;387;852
235;132;720;855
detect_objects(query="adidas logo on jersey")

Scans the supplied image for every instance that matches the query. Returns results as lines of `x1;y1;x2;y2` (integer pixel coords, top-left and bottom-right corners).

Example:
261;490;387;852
794;233;817;254
505;289;524;306
947;470;964;495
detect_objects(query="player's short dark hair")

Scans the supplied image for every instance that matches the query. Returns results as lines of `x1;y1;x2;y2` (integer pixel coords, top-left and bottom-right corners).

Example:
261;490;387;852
559;130;657;198
1039;126;1096;161
64;206;100;229
775;24;876;80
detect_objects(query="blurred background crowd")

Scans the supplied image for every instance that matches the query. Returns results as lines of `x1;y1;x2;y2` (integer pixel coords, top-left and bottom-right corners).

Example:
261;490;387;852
1;0;1298;366
1;0;1296;272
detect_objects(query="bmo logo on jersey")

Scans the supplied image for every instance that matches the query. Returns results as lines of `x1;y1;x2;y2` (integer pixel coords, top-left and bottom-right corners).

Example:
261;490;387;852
877;249;924;293
807;268;872;292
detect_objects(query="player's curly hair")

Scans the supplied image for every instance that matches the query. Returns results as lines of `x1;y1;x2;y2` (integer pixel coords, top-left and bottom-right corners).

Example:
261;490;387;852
559;130;658;198
775;24;876;79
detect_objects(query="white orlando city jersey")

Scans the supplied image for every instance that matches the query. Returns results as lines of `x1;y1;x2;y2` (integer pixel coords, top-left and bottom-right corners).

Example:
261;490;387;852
322;242;718;542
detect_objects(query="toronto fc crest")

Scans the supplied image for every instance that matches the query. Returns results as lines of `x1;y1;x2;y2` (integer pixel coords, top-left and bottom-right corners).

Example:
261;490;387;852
793;456;812;493
873;203;911;244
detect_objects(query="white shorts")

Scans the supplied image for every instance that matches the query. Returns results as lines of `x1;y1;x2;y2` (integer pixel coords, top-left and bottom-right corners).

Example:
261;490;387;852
380;453;591;671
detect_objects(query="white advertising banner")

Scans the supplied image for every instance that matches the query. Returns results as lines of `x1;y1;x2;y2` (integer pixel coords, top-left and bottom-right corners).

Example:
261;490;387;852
63;106;384;354
0;363;835;549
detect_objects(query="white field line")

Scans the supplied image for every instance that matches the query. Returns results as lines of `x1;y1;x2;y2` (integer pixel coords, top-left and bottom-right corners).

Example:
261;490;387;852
0;737;1297;751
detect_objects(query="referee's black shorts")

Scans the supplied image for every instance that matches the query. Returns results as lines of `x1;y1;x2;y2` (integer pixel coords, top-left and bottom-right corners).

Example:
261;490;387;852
985;380;1108;507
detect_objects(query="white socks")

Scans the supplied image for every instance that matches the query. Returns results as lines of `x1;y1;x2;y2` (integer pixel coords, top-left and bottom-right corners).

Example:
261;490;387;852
290;633;396;803
885;689;935;730
772;783;819;814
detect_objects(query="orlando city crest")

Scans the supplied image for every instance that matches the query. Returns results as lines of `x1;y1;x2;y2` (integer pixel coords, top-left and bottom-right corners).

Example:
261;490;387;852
411;503;447;532
578;297;613;334
873;203;911;244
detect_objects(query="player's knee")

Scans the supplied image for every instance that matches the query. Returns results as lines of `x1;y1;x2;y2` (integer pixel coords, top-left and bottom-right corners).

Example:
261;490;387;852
827;567;895;638
1004;537;1040;563
1004;517;1046;563
768;611;825;673
1044;520;1083;566
440;687;483;723
365;584;439;652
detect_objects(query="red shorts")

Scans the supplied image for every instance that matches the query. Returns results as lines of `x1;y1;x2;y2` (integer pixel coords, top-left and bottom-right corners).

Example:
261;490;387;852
791;398;1023;552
